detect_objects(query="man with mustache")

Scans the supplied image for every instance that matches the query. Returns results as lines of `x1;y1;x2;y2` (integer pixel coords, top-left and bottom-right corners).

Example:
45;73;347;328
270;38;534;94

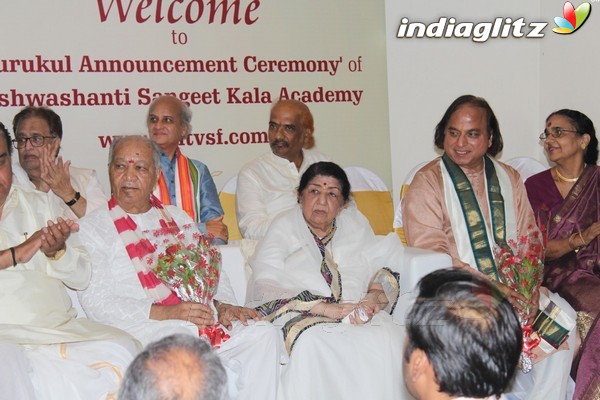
236;99;330;239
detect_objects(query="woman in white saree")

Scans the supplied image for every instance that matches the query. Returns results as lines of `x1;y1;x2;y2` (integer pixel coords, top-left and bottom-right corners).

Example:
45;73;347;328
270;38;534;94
248;161;405;400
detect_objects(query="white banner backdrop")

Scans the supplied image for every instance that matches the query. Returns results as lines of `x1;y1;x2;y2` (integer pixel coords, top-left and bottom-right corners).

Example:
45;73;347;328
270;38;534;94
386;0;600;205
0;1;391;193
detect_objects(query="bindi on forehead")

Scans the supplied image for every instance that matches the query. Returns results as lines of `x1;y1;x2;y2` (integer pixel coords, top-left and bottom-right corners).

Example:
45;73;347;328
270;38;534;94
310;180;340;190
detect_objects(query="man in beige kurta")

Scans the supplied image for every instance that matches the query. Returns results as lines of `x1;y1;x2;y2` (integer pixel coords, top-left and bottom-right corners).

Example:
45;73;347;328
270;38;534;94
401;95;576;400
402;157;536;270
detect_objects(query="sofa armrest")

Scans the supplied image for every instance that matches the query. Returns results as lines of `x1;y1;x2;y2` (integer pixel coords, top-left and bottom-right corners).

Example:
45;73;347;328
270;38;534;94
219;244;248;306
391;247;452;324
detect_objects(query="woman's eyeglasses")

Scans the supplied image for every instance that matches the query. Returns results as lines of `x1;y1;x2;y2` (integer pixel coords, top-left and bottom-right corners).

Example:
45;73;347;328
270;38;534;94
539;127;579;141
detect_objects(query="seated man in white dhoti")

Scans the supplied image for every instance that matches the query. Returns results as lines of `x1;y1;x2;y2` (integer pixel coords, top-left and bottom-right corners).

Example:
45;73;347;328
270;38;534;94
78;135;282;400
402;95;577;400
404;268;522;400
0;121;136;400
248;161;406;400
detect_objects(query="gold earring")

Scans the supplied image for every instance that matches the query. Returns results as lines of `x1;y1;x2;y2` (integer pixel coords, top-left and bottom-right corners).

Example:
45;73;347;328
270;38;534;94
581;143;587;150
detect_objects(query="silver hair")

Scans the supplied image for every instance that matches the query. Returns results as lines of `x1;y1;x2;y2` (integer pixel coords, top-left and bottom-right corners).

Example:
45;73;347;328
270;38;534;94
108;135;161;171
148;95;192;137
118;334;228;400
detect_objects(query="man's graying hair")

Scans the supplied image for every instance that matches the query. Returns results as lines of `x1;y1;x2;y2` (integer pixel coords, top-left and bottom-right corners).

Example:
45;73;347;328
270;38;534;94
148;95;193;137
118;334;227;400
108;135;161;171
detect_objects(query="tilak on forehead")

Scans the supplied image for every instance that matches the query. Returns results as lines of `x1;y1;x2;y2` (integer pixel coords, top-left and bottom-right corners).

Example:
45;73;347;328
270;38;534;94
311;177;341;188
126;152;141;163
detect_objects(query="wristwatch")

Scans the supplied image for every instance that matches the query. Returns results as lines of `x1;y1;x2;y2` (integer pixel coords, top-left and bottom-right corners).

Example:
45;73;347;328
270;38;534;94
65;191;81;206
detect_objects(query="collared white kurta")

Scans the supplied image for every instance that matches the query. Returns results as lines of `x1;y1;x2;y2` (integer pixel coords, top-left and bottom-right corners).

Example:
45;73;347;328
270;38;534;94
0;186;135;400
236;149;330;240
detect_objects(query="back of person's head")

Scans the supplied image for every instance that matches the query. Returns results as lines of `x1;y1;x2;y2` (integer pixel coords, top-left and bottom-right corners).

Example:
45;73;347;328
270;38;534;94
12;106;63;139
119;334;227;400
546;108;598;164
404;268;521;399
434;94;503;157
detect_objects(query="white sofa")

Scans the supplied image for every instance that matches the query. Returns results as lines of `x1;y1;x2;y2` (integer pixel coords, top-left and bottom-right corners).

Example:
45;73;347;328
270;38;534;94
69;244;452;323
218;244;452;324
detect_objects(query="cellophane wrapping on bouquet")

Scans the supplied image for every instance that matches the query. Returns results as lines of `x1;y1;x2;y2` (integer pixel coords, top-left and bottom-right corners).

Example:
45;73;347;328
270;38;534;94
495;230;544;373
154;232;229;347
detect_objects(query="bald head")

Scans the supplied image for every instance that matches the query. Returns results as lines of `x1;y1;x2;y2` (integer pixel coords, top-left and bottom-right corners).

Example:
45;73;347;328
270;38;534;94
270;99;315;149
147;347;206;400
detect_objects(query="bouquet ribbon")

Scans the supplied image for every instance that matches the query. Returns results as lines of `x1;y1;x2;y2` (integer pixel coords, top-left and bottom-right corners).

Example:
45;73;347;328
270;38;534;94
522;324;541;354
199;324;231;348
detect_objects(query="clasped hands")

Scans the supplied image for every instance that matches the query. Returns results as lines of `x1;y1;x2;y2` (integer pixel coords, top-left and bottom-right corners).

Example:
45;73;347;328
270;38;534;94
205;215;229;244
15;218;77;264
581;221;600;246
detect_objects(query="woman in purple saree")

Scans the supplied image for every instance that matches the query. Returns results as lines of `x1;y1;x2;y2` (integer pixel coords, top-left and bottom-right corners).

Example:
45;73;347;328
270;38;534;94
525;109;600;400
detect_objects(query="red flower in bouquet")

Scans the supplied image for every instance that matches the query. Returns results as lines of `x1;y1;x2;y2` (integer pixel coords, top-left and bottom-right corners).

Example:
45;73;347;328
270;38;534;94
495;230;544;314
154;235;222;304
148;224;229;348
494;228;544;373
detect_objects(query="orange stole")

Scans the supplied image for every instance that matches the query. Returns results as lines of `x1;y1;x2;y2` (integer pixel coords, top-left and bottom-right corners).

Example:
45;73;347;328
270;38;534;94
155;150;200;222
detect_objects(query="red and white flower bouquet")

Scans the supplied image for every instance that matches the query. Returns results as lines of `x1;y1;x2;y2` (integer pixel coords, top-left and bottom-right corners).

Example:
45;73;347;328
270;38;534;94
154;234;221;304
153;229;229;347
494;230;544;373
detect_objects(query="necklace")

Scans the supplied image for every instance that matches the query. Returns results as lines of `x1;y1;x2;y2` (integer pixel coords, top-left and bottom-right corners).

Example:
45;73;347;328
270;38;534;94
554;165;585;183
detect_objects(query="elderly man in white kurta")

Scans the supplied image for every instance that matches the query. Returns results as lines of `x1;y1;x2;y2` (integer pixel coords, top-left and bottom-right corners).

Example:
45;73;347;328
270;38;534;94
0;122;135;400
236;99;330;240
78;135;282;400
11;106;107;220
